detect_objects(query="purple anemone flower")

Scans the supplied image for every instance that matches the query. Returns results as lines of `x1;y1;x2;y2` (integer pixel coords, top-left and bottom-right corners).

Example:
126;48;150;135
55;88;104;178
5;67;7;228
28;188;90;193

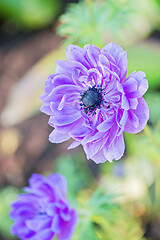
10;173;78;240
40;43;149;163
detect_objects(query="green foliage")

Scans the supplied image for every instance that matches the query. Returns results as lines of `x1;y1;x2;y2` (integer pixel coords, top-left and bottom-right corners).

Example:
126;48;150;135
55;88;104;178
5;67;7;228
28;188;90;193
73;190;145;240
57;0;131;47
0;187;19;239
57;0;160;47
0;0;62;30
55;153;96;200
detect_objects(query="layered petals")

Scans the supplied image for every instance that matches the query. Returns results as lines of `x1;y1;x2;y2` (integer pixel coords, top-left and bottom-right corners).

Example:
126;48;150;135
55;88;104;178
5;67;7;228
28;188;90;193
40;42;149;163
10;174;78;240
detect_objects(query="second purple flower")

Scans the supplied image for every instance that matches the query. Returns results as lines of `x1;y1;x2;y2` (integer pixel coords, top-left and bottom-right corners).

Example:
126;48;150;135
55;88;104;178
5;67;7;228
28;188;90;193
40;43;149;163
10;173;77;240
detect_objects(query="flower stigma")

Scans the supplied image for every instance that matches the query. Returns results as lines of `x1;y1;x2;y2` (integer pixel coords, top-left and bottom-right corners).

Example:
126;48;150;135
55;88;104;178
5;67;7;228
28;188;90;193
80;85;104;115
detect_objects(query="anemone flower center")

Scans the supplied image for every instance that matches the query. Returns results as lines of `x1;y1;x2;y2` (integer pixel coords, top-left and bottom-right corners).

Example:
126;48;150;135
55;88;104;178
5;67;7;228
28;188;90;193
80;86;103;115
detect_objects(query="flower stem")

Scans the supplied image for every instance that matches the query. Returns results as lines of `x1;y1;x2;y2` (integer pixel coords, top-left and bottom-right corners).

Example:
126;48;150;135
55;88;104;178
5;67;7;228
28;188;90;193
144;125;160;150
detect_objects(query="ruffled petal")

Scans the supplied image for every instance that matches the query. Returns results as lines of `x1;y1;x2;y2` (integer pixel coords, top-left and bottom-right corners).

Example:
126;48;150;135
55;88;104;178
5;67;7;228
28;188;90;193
58;209;78;240
123;77;138;92
55;60;88;76
126;71;148;98
91;148;108;164
51;215;62;234
65;44;91;69
124;97;149;134
47;174;68;196
102;42;128;80
103;133;125;162
49;112;81;126
84;44;101;67
40;43;149;165
97;115;115;132
68;140;81;149
26;215;51;231
49;129;70;143
84;140;106;160
52;74;74;87
102;42;124;61
36;228;54;240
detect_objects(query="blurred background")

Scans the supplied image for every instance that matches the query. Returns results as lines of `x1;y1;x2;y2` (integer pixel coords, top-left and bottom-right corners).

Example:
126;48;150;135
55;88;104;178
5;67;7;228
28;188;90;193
0;0;160;239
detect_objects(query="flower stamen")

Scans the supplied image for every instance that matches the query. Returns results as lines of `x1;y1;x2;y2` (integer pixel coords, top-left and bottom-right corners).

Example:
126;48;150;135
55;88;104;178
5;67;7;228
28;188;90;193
80;85;105;115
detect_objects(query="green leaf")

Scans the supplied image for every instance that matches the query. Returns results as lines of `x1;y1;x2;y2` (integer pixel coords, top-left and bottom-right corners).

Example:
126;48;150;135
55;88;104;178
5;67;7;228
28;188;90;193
57;0;160;47
55;153;95;200
74;190;145;240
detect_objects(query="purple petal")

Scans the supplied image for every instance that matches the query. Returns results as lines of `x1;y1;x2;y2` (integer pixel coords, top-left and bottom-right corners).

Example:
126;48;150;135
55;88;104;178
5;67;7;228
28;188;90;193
81;131;104;145
68;140;81;149
56;118;84;134
52;74;74;87
128;98;138;109
103;133;125;161
99;54;120;81
60;207;71;221
65;44;90;69
46;203;57;217
117;110;128;127
51;215;62;234
126;71;148;98
84;44;101;67
49;112;81;126
72;68;86;88
55;60;88;76
26;215;51;231
91;148;108;164
50;103;79;117
70;125;90;139
24;181;57;201
121;94;130;110
49;129;70;143
124;97;149;134
36;228;54;240
116;81;124;94
28;174;44;188
58;209;78;240
58;95;67;111
106;122;119;147
123;77;138;92
11;204;37;219
11;221;34;239
97;115;115;132
84;138;107;159
47;174;68;196
117;51;128;80
102;43;127;80
40;105;53;115
102;42;124;62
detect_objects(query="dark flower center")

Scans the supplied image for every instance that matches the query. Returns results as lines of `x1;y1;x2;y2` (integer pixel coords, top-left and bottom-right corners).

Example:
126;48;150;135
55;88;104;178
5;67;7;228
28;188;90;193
82;89;102;108
80;86;103;115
